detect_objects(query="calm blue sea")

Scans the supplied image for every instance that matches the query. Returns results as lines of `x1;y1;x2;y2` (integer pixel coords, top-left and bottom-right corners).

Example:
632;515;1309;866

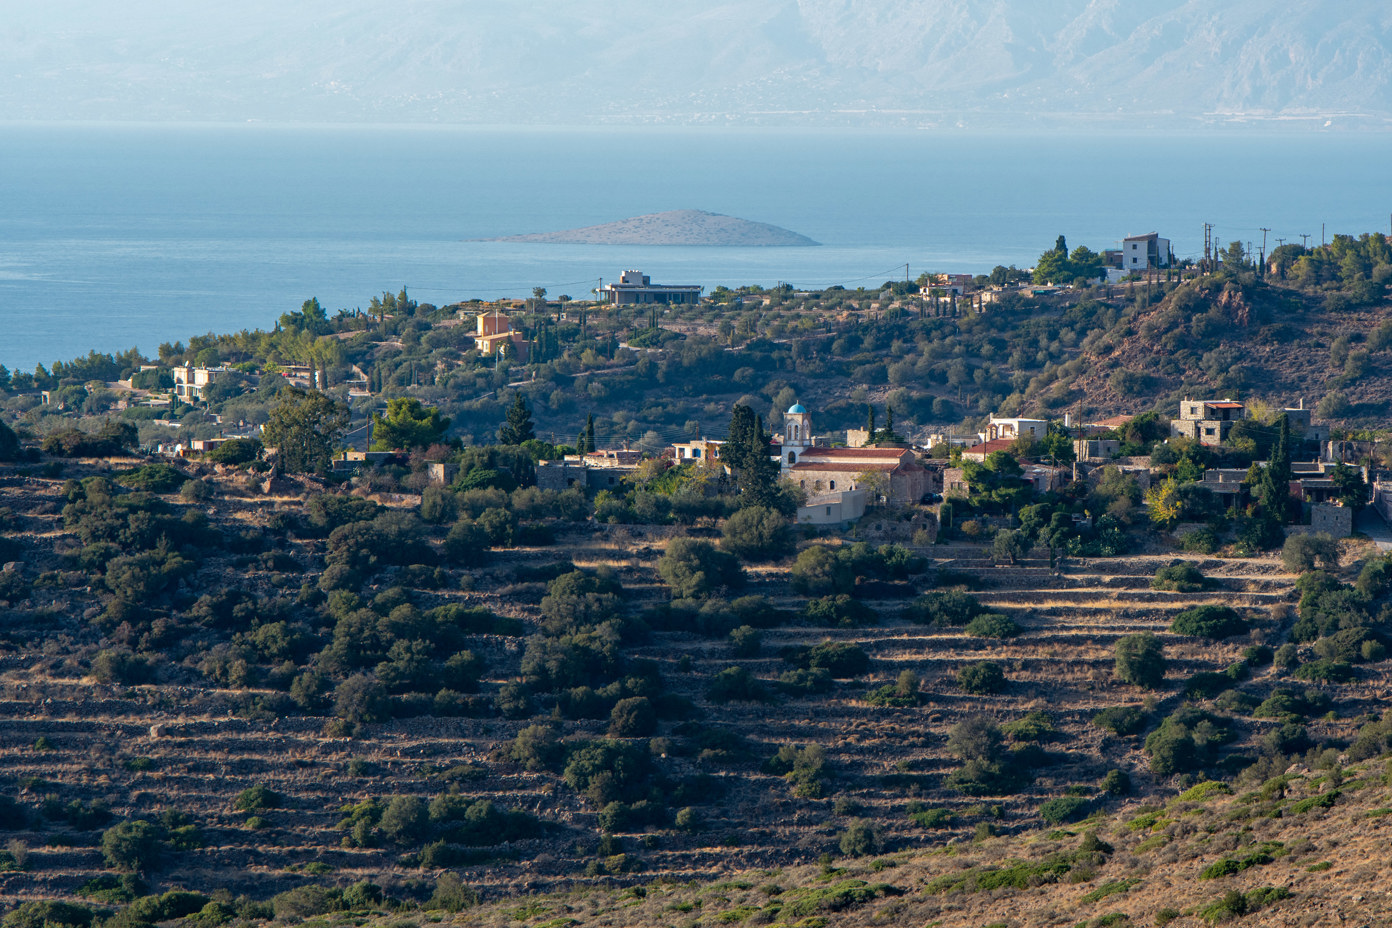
0;125;1388;371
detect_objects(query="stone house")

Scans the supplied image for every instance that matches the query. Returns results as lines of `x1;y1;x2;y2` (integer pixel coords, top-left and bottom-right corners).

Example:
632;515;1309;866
1171;398;1245;446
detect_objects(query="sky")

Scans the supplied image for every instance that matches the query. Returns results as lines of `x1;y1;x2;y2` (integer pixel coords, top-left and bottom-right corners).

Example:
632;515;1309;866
1;1;1390;129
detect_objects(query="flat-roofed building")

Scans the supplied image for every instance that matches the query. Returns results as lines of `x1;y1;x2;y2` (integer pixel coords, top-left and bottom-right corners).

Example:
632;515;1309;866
1172;398;1245;446
600;270;702;305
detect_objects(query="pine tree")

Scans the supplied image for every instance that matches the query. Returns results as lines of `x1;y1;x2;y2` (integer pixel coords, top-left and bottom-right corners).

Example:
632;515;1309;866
498;394;536;445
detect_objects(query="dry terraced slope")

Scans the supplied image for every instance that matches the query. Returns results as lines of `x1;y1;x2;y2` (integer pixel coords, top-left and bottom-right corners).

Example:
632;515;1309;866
2;460;1389;915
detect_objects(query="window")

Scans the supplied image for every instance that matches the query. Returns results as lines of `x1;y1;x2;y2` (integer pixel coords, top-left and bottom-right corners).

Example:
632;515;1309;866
829;480;836;490
825;507;832;515
787;452;796;464
692;448;701;458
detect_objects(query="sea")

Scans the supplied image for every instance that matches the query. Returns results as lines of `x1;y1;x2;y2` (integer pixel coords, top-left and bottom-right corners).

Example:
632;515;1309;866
1;124;1389;372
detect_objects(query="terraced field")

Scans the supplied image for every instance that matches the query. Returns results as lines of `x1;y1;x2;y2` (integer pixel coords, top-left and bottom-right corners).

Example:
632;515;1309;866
7;478;1376;912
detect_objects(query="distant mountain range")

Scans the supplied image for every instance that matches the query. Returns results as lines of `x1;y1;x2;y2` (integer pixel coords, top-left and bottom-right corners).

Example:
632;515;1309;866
488;211;818;246
3;1;1391;128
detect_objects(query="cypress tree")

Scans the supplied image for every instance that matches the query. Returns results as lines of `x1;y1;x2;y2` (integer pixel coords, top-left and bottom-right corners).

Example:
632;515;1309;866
584;414;596;453
1260;414;1293;521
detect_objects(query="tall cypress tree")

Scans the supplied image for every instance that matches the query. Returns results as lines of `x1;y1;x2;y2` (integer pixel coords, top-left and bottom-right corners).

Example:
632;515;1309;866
1260;414;1293;521
727;404;778;509
584;414;596;453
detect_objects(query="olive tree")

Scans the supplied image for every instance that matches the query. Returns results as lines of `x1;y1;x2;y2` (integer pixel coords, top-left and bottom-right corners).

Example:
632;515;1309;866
1114;632;1166;689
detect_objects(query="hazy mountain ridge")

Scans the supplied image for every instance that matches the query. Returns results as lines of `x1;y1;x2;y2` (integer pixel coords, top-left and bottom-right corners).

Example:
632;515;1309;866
1;0;1390;126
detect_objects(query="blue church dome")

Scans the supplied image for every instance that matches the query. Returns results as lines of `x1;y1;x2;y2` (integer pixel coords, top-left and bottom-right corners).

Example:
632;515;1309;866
787;403;807;414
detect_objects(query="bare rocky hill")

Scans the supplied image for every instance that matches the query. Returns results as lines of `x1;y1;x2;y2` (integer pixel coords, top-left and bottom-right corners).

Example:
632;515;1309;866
488;210;819;247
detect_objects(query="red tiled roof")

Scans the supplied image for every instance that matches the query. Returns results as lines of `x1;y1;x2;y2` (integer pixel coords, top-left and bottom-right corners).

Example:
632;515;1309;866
799;447;911;459
790;462;901;473
1207;402;1244;409
963;439;1016;455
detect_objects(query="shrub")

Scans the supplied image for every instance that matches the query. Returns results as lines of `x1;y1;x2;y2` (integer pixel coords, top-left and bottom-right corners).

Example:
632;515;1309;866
1100;769;1131;796
1;902;97;928
728;625;762;657
1001;710;1055;743
965;613;1022;638
1144;707;1232;775
1092;706;1149;736
115;464;185;493
674;807;702;832
91;649;153;685
444;518;491;566
270;885;344;918
427;872;479;912
902;590;985;627
1171;605;1247;639
100;820;165;873
764;744;831;799
944;715;1030;795
1282;534;1340;573
956;661;1006;695
658;538;743;599
1039;795;1089;825
562;739;652;806
608;696;658;738
1293;659;1354;683
1113;632;1165;688
865;670;923;708
778;667;833;695
1151;561;1209;592
908;804;954;828
720;506;794;560
838;819;881;856
204;438;263;466
708;666;768;703
379;795;429;845
233;785;282;813
789;545;854;596
507;724;563;772
782;641;870;678
802;594;876;627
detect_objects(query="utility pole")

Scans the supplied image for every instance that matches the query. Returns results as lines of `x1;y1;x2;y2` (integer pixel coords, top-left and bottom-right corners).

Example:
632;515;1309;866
1202;222;1213;275
1258;227;1270;277
1300;233;1310;249
1322;223;1326;247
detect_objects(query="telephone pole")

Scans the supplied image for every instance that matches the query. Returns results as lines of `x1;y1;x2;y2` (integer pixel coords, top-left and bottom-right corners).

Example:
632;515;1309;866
1202;222;1213;276
1300;233;1310;249
1258;227;1270;277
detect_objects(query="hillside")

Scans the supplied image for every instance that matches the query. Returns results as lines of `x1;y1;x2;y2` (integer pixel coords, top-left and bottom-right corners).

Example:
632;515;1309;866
2;243;1392;925
1;440;1392;924
488;210;819;246
347;758;1392;926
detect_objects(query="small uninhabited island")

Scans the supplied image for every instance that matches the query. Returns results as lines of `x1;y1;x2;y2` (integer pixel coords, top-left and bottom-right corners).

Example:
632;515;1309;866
487;209;819;246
